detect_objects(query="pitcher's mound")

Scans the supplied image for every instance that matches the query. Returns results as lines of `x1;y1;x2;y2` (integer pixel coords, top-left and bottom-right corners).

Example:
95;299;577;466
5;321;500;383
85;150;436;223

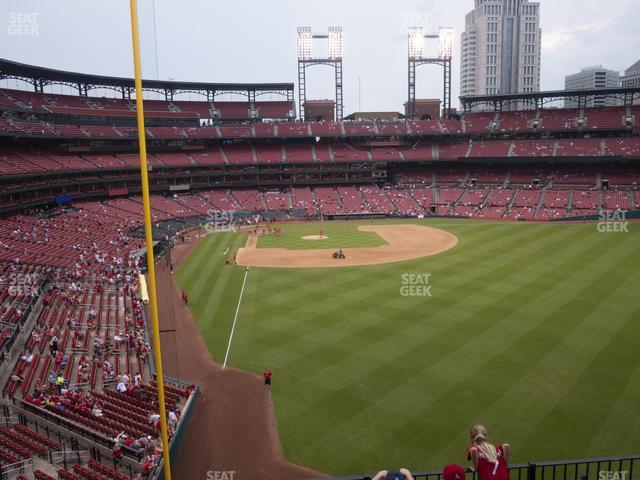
302;235;329;240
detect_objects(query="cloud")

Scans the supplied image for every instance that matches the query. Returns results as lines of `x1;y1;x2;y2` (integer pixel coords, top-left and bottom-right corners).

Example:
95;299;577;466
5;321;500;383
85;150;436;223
542;20;612;52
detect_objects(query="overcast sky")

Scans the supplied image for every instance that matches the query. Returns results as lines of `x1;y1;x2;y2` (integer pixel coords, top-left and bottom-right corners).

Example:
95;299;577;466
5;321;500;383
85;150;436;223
2;0;639;113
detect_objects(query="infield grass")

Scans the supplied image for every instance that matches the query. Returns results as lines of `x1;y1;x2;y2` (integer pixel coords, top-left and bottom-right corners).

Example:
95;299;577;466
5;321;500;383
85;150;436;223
175;220;640;476
256;221;387;250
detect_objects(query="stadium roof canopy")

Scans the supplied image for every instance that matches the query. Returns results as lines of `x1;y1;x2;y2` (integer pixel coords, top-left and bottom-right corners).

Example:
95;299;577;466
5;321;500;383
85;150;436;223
0;58;294;101
459;86;640;111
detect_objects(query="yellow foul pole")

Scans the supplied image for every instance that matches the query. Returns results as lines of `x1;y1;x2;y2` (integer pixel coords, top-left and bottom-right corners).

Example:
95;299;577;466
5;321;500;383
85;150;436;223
128;1;172;478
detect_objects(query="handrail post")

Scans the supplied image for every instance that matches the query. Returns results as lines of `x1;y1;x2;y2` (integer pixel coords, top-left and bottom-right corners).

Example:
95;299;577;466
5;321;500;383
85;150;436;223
528;462;537;480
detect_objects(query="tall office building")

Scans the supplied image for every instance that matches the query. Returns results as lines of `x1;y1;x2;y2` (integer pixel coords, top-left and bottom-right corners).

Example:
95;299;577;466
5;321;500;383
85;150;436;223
460;0;541;99
564;66;620;107
620;60;640;105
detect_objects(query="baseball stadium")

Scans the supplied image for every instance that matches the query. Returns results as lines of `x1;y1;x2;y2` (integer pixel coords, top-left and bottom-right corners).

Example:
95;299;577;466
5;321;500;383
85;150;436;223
0;1;639;480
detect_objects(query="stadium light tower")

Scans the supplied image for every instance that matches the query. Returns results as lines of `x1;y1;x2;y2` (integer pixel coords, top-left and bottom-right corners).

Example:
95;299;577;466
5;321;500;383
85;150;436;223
297;26;344;121
407;25;454;119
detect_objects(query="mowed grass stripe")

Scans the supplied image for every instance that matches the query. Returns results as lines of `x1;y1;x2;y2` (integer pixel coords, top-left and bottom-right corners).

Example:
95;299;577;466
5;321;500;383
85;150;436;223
183;233;236;297
176;233;225;283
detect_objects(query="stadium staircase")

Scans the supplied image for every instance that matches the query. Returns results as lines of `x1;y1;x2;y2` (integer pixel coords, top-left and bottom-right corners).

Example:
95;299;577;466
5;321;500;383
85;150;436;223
218;146;230;164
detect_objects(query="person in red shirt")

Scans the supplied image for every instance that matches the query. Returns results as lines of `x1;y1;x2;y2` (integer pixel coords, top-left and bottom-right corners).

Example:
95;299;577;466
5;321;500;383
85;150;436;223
181;290;188;304
466;425;510;480
443;463;466;480
263;368;272;390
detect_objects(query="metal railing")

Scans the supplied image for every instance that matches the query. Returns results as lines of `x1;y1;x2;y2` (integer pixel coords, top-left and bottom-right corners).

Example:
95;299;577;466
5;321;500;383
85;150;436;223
0;458;33;480
51;449;90;470
319;455;639;480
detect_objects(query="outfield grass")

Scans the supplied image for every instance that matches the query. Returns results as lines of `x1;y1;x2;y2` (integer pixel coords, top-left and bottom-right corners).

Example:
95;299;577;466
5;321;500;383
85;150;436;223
175;220;640;476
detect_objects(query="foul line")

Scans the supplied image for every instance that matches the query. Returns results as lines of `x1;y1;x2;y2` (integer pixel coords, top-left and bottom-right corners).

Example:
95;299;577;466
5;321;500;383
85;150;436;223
222;266;250;368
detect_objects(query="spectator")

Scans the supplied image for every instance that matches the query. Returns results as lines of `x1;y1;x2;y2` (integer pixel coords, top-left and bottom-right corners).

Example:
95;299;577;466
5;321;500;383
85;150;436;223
263;368;272;390
371;468;415;480
116;380;128;393
443;464;466;480
466;425;510;480
49;336;58;357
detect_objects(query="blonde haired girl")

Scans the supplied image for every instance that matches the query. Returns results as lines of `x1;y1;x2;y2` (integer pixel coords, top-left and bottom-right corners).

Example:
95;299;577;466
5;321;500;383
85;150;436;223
466;425;510;480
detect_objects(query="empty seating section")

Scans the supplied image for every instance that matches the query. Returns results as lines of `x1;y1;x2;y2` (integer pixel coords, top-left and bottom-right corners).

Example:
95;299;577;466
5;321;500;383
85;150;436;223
192;150;226;165
175;194;213;215
376;123;409;136
219;126;252;138
370;148;402;162
603;139;640;157
256;145;284;164
154;153;193;167
584;107;625;129
277;123;310;137
337;187;366;214
359;186;395;214
511;141;554;157
330;145;369;162
396;171;433;186
603;191;632;210
438;188;464;205
314;144;333;162
603;171;640;185
435;169;466;185
478;206;506;218
468;141;512;157
313;187;343;214
555;139;601;157
291;188;316;214
310;122;343;137
408;120;441;134
553;170;597;185
285;146;313;163
486;189;516;207
572;191;600;209
200;191;240;211
439;119;462;134
411;189;435;210
544;190;570;208
513;190;542;207
401;144;433;161
539;109;578;130
496;111;534;132
232;190;264;211
254;123;275;137
386;189;421;215
469;170;508;184
256;101;293;119
464;112;496;133
342;124;377;136
263;191;290;210
223;145;254;165
439;142;469;159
